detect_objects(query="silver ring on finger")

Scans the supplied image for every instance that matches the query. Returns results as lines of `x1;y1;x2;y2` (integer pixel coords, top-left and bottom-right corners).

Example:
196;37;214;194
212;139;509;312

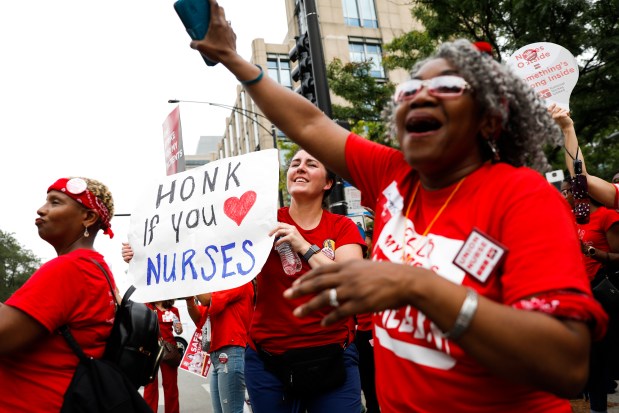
328;288;340;307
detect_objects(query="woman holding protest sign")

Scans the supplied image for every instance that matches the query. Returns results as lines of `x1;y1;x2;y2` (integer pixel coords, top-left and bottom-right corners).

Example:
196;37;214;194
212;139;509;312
0;176;117;412
189;6;607;411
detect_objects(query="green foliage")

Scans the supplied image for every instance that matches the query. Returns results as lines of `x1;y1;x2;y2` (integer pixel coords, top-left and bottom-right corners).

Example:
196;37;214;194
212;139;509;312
326;59;397;146
382;0;619;177
0;229;40;301
277;139;300;206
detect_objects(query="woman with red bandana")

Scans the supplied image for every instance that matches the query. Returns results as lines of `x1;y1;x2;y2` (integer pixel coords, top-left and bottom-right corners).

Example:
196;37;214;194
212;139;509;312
190;5;607;411
0;177;117;412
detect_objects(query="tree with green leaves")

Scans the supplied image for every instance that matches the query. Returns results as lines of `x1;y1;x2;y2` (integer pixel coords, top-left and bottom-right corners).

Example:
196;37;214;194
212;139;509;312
326;59;396;146
381;0;619;178
0;229;40;301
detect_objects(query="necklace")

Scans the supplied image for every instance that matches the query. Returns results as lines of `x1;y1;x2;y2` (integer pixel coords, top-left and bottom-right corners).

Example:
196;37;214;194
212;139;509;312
402;177;466;262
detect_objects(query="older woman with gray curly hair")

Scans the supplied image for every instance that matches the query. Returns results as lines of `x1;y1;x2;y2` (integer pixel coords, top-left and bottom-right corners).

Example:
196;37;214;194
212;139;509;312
192;3;607;411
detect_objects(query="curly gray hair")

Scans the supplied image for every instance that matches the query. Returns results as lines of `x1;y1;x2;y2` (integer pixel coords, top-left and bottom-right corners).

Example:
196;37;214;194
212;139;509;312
385;39;562;172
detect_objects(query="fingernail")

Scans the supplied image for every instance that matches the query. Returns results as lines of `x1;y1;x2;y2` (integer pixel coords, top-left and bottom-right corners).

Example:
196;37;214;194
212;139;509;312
283;288;292;298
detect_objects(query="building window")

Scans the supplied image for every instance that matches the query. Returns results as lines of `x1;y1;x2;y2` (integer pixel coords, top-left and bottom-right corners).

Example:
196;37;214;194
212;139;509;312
349;39;385;78
267;54;293;89
342;0;378;28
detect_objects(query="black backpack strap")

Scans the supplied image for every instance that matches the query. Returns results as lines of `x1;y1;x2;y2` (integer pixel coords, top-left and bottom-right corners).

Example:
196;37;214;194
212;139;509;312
90;258;136;307
89;258;119;306
59;325;89;363
58;259;116;364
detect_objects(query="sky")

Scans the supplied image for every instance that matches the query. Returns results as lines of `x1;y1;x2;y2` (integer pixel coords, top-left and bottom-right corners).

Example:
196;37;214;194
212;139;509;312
0;0;288;292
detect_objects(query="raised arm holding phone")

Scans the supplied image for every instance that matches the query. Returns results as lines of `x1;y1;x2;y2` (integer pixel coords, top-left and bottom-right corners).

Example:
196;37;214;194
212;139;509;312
186;2;608;411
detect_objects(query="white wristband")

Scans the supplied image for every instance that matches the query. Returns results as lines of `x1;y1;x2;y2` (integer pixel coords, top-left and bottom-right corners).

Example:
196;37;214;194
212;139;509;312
443;288;478;340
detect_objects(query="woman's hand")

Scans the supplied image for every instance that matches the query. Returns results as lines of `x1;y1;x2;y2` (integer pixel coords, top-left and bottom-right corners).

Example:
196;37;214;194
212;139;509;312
189;0;238;65
548;103;573;131
121;242;134;263
284;260;419;326
269;223;310;254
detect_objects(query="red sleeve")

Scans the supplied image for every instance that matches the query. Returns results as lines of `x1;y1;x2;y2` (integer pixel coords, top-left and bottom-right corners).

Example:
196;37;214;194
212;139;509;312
345;133;407;212
333;213;367;251
495;169;591;303
6;253;114;333
209;284;253;315
600;207;619;232
172;306;181;321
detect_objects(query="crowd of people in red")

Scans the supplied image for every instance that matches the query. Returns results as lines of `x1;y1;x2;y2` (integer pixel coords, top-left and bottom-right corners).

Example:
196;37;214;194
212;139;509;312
1;0;618;412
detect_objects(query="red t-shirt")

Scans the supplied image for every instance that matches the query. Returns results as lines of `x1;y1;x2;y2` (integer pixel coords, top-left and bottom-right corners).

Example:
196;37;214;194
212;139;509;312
250;207;364;353
196;282;254;352
0;249;116;413
577;206;619;280
148;304;181;344
346;133;599;413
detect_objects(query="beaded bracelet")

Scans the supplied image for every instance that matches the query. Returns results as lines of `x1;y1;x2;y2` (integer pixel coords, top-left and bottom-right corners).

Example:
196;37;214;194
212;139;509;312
240;64;264;87
443;288;479;340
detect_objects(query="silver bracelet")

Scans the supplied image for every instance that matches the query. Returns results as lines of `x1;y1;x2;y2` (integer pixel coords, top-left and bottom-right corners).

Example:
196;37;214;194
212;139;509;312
443;288;478;340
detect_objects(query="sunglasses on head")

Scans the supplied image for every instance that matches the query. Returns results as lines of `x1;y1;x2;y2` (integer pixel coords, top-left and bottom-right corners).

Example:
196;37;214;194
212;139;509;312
394;75;471;104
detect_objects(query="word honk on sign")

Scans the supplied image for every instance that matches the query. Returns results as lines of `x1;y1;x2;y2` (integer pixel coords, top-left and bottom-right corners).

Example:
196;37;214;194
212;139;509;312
507;42;579;111
127;150;279;303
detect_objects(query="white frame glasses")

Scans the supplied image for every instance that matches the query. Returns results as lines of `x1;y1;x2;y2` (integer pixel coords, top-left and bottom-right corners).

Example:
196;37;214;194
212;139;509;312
394;75;472;104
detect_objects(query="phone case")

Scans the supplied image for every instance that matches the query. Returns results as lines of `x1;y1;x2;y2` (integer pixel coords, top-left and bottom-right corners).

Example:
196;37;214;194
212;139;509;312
173;0;218;66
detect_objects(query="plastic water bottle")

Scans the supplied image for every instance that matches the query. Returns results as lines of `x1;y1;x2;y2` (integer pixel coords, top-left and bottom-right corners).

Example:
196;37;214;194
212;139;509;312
201;316;211;353
275;241;302;276
172;313;182;335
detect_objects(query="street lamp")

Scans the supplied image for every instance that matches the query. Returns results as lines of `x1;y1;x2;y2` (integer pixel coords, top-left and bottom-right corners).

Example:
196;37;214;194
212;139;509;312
167;99;278;151
169;99;283;207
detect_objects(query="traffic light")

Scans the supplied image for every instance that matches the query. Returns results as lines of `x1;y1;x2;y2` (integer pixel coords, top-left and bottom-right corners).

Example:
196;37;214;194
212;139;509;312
288;32;316;104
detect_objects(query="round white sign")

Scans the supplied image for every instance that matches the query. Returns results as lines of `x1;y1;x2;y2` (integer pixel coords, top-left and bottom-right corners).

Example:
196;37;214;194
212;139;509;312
507;42;579;111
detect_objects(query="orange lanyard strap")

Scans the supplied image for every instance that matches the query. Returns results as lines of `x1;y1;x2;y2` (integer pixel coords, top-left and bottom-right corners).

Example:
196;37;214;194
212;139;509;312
403;177;466;237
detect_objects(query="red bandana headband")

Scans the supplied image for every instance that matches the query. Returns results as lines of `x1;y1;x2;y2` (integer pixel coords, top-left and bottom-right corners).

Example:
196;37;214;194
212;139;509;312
48;178;114;238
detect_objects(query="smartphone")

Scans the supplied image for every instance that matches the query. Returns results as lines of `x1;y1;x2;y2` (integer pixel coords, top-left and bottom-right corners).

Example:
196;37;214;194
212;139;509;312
173;0;218;66
545;169;564;191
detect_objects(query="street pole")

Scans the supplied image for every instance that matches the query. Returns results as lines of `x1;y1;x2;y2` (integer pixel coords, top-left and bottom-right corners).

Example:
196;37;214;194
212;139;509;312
168;99;283;207
304;0;332;117
302;0;346;215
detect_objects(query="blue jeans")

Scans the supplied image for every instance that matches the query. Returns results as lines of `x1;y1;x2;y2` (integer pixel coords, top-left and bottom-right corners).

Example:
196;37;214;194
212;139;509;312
245;344;361;413
210;345;247;413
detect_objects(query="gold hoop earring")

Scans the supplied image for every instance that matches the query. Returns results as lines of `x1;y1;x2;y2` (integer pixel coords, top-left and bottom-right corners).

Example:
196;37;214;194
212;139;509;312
84;226;90;238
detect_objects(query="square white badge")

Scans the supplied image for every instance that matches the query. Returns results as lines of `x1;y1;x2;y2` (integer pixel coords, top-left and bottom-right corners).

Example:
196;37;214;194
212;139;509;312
453;229;507;283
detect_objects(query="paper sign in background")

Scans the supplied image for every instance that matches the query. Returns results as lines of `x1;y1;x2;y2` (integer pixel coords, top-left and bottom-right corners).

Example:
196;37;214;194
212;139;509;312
127;149;279;302
507;42;579;111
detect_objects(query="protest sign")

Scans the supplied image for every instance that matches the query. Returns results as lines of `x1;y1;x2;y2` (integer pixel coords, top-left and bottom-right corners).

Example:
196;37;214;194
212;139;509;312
507;42;578;111
180;328;211;378
162;106;186;176
127;149;279;302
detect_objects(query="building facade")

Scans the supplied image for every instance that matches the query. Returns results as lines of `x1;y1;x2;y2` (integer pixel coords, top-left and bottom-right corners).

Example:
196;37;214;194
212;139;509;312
216;0;419;159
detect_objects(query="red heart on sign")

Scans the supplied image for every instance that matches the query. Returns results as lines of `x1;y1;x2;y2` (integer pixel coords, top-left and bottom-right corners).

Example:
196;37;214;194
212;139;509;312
224;191;257;226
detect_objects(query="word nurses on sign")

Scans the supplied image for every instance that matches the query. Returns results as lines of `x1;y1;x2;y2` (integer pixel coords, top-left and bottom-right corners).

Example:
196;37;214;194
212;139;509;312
127;150;279;303
507;42;579;111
